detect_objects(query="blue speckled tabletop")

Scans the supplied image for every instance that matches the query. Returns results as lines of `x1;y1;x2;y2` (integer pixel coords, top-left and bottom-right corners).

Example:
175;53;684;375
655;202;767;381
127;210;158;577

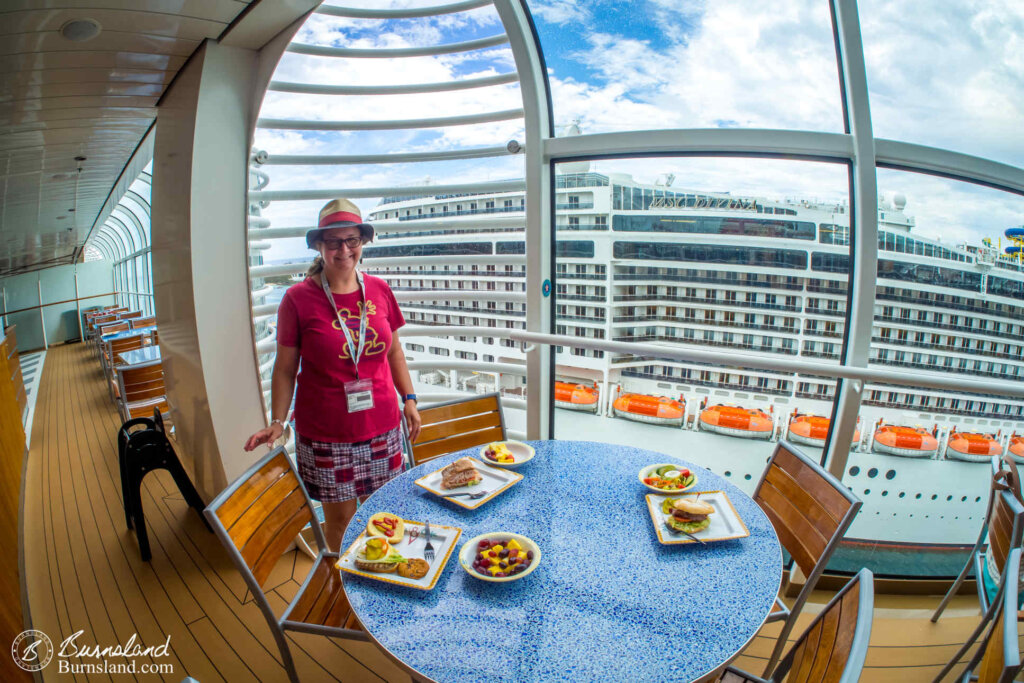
342;440;782;683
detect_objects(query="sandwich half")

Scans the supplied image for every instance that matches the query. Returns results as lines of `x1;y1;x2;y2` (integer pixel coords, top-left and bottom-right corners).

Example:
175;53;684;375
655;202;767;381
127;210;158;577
440;457;482;489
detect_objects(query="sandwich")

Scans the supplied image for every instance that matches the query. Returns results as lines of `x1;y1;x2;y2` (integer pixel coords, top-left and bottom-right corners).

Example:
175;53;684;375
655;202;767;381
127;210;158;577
354;538;406;573
440;457;482;489
667;498;715;534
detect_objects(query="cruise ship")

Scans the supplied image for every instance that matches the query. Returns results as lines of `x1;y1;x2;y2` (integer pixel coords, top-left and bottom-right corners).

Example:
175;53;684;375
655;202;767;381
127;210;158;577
359;167;1024;440
3;0;1024;681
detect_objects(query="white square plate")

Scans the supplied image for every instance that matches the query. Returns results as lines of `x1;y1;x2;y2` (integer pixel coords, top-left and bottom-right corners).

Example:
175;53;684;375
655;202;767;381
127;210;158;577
414;457;523;509
645;491;751;545
336;520;462;591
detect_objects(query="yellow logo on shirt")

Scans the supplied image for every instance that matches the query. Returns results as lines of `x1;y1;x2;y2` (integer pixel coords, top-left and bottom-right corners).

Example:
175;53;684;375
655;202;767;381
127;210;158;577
332;299;386;359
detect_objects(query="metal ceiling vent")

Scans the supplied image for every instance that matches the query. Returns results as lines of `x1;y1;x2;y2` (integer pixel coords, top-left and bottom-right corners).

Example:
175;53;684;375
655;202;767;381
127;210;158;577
59;18;101;42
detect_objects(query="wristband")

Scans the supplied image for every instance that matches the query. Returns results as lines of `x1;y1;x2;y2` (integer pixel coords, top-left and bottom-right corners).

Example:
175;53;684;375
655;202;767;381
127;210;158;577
271;418;285;429
403;394;417;403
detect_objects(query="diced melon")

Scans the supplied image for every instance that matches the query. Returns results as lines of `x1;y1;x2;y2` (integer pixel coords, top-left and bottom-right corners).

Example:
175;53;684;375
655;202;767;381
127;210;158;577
491;544;504;554
506;539;522;551
489;556;501;566
488;565;503;576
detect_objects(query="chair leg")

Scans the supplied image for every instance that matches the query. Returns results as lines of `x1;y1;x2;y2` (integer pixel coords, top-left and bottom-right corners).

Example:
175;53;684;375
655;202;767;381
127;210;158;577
932;594;1001;683
275;631;301;683
932;555;976;622
119;443;132;530
165;454;213;532
128;468;152;561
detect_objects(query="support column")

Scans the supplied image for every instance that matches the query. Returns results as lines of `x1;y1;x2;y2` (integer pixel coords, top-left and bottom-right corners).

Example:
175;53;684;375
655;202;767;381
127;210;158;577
150;40;272;497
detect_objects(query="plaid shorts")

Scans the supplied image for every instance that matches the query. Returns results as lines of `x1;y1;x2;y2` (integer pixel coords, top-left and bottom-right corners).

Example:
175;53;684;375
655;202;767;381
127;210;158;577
296;425;404;503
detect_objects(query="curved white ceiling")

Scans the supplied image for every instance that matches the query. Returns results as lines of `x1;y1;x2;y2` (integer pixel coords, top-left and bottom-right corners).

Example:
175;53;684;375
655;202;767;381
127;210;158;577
0;0;255;276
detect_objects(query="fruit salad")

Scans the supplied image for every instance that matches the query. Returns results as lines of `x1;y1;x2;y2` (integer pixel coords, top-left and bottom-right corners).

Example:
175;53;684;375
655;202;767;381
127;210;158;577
643;465;695;491
483;442;514;464
470;538;533;578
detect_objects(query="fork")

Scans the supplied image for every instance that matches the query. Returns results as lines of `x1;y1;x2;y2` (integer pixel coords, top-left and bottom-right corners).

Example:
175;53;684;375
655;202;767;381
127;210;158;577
423;521;435;562
663;522;707;546
443;490;490;500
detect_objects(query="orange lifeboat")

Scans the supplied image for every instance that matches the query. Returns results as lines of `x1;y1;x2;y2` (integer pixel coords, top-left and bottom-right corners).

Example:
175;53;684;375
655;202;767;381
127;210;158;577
945;432;1002;463
1010;435;1024;464
699;405;773;439
872;425;938;458
612;393;685;426
788;414;861;447
554;381;599;413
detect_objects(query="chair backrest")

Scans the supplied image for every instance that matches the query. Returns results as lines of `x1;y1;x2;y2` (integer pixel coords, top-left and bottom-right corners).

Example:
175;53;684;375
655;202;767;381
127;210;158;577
110;334;145;358
131;316;156;329
410;392;505;466
971;547;1022;683
118;361;166;404
91;314;118;329
119;310;142;320
771;568;874;683
101;321;130;335
204;447;320;588
986;486;1024;578
754;440;862;581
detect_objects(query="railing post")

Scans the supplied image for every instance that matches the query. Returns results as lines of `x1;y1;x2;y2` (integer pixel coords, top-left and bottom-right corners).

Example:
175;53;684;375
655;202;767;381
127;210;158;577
37;277;47;350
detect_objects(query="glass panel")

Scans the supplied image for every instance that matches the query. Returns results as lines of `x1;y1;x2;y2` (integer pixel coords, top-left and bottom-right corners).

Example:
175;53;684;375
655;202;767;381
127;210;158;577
248;2;528;447
838;169;1024;577
527;0;844;134
552;157;850;497
860;0;1024;166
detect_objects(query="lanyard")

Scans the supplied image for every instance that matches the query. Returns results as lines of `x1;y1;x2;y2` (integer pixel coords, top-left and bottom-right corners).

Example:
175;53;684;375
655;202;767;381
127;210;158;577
320;271;368;379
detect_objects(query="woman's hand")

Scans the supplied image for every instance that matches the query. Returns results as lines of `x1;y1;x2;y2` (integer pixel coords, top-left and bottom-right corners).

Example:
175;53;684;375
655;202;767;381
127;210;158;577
243;422;285;452
404;401;422;443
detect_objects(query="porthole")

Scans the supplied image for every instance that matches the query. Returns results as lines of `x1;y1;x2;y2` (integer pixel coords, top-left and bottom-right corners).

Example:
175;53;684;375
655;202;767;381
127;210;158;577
915;493;922;499
881;490;888;497
867;468;878;478
961;496;967;502
864;489;871;495
931;494;938;500
724;470;732;477
946;495;953;501
744;474;751;480
898;492;905;498
885;470;896;480
849;466;860;476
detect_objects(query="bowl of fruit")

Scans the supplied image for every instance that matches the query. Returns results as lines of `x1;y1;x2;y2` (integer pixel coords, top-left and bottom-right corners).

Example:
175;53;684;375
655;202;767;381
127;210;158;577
639;463;698;493
460;532;540;582
480;440;535;468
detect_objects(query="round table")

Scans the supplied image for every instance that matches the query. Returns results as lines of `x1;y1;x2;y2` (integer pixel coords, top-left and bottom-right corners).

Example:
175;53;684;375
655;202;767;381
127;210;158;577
342;440;782;683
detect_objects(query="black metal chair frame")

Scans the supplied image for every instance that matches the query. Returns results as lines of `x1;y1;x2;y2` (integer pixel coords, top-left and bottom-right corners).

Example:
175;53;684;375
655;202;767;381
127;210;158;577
117;416;209;561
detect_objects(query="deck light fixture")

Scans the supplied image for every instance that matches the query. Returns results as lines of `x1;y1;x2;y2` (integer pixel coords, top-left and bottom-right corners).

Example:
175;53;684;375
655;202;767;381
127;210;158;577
60;19;101;42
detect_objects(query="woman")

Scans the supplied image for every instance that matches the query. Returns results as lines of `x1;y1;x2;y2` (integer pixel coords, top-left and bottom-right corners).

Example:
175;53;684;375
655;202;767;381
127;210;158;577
244;198;421;552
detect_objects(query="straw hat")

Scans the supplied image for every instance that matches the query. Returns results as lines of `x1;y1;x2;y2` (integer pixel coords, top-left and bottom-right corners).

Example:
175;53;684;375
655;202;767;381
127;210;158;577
305;198;375;249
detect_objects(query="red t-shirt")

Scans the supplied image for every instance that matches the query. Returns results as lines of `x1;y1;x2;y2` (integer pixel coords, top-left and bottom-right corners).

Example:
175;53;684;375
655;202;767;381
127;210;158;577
276;274;405;442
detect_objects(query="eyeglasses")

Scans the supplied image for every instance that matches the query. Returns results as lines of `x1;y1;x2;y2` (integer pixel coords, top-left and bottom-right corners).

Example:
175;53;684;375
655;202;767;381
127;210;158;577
322;236;363;251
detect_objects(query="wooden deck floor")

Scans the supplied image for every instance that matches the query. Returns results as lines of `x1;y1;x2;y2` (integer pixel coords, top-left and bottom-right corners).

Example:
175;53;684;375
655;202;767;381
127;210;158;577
21;343;993;682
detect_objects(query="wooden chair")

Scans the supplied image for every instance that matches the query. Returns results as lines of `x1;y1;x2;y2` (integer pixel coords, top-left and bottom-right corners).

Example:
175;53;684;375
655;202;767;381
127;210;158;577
131;316;156;329
104;334;145;399
119;310;142;320
719;568;874;683
115;360;170;422
204;446;366;683
949;547;1023;683
931;475;1024;682
753;440;862;676
933;455;1023;623
407;392;505;466
99;321;130;338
